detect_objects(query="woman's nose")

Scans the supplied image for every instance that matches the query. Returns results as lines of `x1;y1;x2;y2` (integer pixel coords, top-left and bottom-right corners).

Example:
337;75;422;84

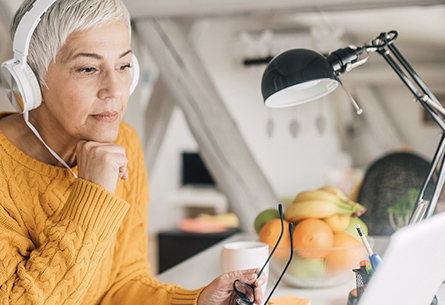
98;70;127;99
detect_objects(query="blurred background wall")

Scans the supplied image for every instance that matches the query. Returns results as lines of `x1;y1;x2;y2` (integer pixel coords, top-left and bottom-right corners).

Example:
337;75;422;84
1;0;444;272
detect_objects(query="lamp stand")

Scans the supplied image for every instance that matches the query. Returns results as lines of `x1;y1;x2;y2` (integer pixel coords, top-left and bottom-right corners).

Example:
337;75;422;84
366;31;445;223
261;30;445;224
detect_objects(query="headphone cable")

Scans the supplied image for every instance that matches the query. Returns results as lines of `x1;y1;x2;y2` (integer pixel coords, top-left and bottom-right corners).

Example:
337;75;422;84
23;112;78;178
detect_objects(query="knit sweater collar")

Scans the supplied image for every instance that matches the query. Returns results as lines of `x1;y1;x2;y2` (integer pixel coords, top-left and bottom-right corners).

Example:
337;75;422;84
0;130;78;179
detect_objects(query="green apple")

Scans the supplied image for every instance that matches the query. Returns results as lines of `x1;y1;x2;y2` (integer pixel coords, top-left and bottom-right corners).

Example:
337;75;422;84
344;217;368;240
254;209;280;234
287;255;327;279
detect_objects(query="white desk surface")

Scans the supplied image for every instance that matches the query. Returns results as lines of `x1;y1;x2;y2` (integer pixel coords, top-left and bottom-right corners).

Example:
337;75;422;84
156;234;445;305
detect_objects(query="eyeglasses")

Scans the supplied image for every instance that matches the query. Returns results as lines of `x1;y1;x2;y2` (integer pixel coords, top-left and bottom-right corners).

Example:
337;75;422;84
233;203;294;305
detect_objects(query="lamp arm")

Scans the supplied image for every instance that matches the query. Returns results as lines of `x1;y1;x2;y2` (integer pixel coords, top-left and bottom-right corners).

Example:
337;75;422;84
427;146;445;218
327;31;445;125
381;49;445;221
376;47;445;131
378;50;424;101
385;42;445;118
365;31;445;222
387;42;442;107
410;133;445;223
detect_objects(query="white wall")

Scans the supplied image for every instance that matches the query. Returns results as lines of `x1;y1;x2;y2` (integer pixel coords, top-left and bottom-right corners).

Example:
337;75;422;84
380;85;444;160
134;17;444;235
0;17;15;113
193;19;352;194
140;19;354;234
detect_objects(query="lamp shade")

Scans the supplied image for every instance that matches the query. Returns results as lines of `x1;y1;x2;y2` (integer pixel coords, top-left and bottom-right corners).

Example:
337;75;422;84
261;49;339;108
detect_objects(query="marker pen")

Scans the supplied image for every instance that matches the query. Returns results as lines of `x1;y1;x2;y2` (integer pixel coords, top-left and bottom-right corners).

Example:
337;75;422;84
359;260;368;273
356;224;382;270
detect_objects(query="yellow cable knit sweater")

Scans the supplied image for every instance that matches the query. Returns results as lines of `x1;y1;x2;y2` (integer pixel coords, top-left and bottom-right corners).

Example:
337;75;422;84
0;121;204;304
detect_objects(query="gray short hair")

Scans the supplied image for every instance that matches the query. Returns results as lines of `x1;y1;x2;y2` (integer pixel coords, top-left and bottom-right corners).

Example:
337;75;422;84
11;0;132;87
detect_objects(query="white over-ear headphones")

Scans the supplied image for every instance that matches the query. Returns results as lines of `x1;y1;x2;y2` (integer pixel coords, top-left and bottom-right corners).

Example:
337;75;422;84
0;0;140;113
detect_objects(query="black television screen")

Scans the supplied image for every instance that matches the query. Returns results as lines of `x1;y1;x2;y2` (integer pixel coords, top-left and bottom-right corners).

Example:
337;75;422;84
181;152;215;186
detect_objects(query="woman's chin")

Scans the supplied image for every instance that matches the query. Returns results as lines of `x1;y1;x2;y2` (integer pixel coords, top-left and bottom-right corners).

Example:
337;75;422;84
87;129;119;143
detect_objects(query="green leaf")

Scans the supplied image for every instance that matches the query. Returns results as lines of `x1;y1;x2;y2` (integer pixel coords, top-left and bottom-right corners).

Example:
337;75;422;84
386;188;420;218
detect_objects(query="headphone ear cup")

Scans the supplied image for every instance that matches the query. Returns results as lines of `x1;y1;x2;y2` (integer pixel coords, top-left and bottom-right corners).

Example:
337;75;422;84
1;59;42;113
129;55;140;96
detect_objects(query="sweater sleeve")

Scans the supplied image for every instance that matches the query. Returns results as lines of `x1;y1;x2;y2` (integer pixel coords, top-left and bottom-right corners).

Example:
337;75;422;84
99;124;205;305
0;178;130;305
101;272;206;305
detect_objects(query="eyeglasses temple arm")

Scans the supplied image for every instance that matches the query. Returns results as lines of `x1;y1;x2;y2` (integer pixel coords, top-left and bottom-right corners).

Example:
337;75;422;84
263;223;294;305
257;204;284;278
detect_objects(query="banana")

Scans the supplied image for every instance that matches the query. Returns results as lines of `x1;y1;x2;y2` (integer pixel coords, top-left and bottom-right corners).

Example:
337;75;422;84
284;199;365;223
323;214;350;232
285;200;337;222
284;187;367;223
293;189;356;210
293;190;340;204
317;186;355;205
317;185;345;197
317;186;367;216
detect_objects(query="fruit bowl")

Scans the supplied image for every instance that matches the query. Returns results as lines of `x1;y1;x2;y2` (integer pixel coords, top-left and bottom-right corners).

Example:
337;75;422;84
269;242;370;289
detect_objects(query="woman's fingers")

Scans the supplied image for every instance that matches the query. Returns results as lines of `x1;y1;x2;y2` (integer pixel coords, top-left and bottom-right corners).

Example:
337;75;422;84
197;268;266;305
76;140;128;193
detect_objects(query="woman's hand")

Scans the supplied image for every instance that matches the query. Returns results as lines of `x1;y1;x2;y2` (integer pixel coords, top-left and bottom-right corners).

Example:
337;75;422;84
76;140;128;193
197;269;266;305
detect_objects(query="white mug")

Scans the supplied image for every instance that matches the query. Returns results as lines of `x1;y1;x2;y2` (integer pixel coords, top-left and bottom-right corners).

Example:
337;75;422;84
220;241;269;296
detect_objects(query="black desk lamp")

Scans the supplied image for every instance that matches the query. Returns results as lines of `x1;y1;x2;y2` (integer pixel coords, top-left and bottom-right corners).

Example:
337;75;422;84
261;31;445;224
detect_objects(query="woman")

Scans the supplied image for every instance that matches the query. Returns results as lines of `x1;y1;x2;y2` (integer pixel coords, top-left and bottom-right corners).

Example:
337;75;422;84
0;0;265;304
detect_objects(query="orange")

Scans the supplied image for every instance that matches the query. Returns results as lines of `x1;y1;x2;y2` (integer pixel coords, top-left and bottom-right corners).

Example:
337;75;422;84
325;231;365;272
259;218;292;260
292;218;334;259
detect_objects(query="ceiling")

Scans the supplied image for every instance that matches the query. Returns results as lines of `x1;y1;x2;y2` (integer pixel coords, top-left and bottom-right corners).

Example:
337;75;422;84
1;0;444;84
122;0;445;94
123;0;445;68
123;0;445;19
1;0;444;65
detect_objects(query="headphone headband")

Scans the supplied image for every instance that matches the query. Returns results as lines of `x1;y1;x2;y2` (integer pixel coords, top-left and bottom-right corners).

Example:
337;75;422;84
13;0;57;62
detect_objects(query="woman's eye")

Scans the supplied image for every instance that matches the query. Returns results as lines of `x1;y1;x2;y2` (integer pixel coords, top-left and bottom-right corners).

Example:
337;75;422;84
78;67;97;74
119;64;131;71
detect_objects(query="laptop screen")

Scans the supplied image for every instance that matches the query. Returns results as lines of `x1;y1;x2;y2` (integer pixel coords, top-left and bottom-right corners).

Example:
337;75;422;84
358;211;445;305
